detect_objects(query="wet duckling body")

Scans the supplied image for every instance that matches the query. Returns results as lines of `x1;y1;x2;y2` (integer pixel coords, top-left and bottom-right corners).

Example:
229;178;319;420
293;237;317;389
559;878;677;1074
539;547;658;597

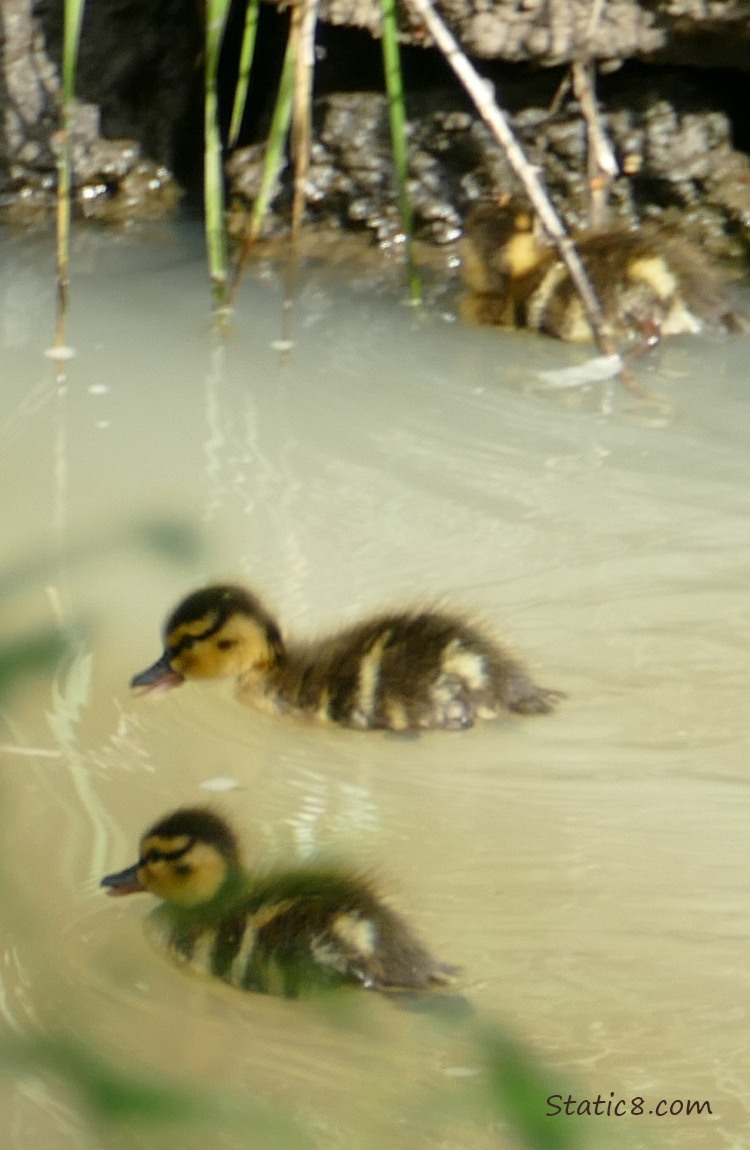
131;584;560;731
102;808;456;996
461;201;740;344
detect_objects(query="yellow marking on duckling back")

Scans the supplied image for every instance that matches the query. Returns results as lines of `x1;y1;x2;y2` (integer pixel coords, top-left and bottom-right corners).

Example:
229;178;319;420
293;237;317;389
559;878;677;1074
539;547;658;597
558;295;593;343
250;899;297;930
440;640;487;689
627;256;677;300
355;630;393;722
315;687;333;723
228;920;256;986
384;699;409;731
661;297;702;335
184;928;219;974
332;912;377;957
526;261;568;330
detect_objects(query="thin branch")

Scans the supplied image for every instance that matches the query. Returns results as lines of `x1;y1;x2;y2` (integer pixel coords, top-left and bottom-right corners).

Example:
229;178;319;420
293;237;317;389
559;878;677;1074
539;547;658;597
290;0;319;238
380;0;421;303
406;0;617;357
572;60;618;231
281;0;320;350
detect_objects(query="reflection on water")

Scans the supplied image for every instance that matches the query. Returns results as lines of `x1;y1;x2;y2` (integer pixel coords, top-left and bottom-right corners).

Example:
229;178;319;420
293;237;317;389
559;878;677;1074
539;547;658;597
1;222;749;1149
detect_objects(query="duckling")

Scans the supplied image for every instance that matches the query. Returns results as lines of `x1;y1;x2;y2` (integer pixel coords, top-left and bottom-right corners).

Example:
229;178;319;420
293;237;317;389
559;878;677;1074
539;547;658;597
130;583;560;731
101;807;457;997
460;200;741;344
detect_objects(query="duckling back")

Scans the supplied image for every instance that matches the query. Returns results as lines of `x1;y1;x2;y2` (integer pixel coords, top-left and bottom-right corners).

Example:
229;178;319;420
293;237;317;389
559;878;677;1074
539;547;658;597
526;229;738;343
461;201;741;343
268;611;559;731
149;868;456;997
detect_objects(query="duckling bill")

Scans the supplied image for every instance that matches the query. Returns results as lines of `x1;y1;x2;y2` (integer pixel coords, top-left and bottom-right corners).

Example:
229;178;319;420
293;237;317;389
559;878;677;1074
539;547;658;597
130;583;561;731
460;201;741;343
102;807;457;997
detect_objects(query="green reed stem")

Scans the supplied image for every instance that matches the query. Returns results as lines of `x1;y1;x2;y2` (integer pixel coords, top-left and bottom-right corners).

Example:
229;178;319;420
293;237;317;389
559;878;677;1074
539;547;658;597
251;35;295;240
228;0;261;148
379;0;421;304
229;29;295;303
204;0;232;308
56;0;85;341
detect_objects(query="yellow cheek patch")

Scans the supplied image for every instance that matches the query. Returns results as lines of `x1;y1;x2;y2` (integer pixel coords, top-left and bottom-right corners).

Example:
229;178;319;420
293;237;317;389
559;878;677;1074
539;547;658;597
139;839;229;906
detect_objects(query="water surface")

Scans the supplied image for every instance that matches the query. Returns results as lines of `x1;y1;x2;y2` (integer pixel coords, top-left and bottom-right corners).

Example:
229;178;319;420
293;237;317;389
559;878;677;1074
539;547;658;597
1;222;749;1150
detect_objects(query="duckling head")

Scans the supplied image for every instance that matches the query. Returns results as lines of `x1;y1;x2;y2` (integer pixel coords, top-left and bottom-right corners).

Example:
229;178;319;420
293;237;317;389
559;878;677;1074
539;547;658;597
101;807;241;908
461;199;543;296
131;584;284;694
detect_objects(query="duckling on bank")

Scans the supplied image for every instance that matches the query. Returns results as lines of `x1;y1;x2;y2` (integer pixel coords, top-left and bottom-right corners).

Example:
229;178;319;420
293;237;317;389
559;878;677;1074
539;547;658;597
102;807;456;997
130;583;561;731
461;200;741;344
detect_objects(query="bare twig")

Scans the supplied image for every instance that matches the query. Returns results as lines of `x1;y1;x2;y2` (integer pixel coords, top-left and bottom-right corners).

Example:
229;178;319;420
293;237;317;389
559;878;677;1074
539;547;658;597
290;0;319;238
572;60;618;231
572;0;619;231
278;0;320;350
584;0;608;43
405;0;617;357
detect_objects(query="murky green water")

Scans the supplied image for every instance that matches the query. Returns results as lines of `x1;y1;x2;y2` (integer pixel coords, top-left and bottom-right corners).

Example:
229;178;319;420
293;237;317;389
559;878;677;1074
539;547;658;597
1;222;749;1150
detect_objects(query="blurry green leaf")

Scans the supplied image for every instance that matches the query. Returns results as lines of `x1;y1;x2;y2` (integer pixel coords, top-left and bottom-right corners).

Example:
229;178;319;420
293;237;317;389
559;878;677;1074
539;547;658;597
0;1033;311;1146
228;0;262;148
0;518;201;604
478;1027;581;1150
0;631;67;698
131;518;202;564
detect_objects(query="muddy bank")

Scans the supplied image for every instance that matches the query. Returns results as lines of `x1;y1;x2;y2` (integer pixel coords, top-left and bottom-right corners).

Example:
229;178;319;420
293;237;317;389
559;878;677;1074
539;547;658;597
228;74;750;260
2;0;749;255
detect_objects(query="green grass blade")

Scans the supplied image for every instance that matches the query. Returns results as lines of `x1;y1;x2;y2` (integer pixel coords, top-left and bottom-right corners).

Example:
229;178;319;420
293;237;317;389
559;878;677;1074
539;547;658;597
61;0;85;105
478;1028;582;1150
229;27;295;301
228;0;261;149
251;33;295;240
204;0;232;308
0;632;68;699
0;1033;312;1145
379;0;421;305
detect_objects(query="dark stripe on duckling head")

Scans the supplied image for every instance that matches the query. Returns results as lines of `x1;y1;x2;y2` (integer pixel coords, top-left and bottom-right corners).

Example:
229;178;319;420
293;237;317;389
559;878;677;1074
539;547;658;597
164;585;284;658
139;838;195;867
142;807;241;870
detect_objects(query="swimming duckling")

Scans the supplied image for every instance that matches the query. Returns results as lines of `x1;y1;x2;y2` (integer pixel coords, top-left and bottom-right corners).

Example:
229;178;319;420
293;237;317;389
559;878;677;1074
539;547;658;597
102;807;457;997
460;200;741;343
130;583;560;731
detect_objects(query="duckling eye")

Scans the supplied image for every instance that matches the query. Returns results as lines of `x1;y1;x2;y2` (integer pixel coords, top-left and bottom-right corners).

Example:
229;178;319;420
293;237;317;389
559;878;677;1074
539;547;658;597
173;864;192;876
216;638;236;650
